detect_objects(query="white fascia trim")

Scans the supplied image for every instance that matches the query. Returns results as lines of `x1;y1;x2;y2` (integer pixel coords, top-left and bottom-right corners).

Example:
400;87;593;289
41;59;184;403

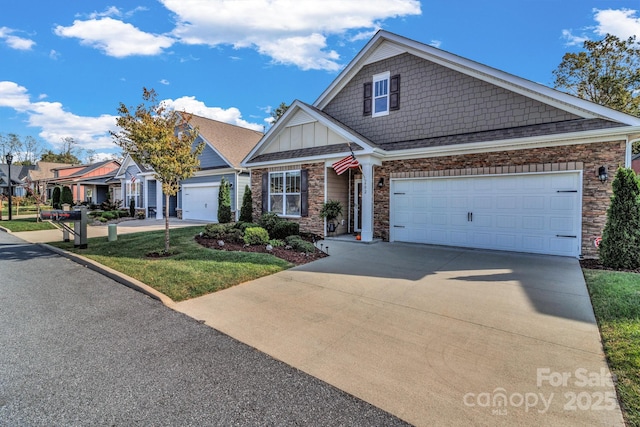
193;168;237;177
383;126;640;161
182;182;221;188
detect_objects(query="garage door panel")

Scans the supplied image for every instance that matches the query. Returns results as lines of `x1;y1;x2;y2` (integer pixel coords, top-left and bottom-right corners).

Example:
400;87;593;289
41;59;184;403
391;173;581;257
183;185;219;221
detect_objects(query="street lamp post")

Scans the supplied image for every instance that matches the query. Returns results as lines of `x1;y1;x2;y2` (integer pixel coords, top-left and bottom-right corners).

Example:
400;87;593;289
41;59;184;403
6;153;13;221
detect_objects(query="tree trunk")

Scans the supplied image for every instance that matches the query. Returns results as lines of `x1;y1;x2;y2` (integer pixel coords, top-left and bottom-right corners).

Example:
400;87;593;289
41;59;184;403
164;193;170;254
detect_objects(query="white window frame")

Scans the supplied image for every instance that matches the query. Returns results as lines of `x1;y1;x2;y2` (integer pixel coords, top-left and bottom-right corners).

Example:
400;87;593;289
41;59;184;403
127;180;141;207
269;170;301;217
372;71;390;117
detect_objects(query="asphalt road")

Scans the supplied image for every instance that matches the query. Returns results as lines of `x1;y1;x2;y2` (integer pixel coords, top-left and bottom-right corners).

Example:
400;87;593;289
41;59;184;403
0;231;407;426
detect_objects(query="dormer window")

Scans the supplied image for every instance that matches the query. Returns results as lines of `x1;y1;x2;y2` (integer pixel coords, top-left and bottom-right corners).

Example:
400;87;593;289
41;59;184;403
363;72;400;117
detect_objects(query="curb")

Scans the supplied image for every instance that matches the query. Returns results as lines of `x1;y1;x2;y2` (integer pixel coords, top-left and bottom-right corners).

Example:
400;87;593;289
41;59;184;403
40;243;176;309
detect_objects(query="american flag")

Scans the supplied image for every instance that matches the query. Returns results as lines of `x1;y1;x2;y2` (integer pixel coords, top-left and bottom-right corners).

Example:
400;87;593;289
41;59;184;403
332;153;359;175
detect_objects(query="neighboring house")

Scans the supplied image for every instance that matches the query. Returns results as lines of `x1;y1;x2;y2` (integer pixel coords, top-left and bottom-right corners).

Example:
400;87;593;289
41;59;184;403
242;30;640;259
49;160;121;205
28;161;74;202
0;164;34;197
633;153;640;174
116;113;263;220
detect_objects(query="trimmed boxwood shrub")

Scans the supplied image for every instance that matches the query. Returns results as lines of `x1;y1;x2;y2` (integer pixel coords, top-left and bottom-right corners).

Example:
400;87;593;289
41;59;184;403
258;212;281;236
232;221;260;232
203;223;232;239
244;227;269;245
285;235;315;253
271;220;299;240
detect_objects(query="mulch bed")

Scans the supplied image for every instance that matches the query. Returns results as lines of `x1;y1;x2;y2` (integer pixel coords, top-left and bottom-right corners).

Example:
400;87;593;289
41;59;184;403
195;236;328;266
579;258;640;274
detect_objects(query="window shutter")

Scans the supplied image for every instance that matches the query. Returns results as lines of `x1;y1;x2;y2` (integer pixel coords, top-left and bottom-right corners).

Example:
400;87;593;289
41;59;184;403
261;172;269;213
363;82;372;115
300;169;308;217
390;74;400;110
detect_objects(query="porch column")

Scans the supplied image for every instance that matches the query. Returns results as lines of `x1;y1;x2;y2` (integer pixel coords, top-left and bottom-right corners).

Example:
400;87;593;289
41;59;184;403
155;179;163;219
358;156;380;242
75;183;81;202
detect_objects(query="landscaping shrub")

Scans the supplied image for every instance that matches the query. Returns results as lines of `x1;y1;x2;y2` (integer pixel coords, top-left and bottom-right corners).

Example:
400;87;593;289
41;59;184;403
52;187;61;209
268;239;285;247
101;211;116;220
232;221;260;232
203;223;233;240
285;235;315;253
600;167;640;269
226;228;244;243
218;177;232;223
118;210;129;218
244;227;269;245
61;186;73;206
271;220;300;240
239;185;253;222
258;212;281;236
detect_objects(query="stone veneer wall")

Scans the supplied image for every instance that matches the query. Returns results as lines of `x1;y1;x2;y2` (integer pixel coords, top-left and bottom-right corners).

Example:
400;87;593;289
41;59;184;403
373;140;625;258
250;162;326;237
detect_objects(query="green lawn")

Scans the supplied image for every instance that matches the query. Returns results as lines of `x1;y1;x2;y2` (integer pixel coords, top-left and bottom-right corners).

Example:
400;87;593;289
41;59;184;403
0;218;59;232
583;268;640;427
50;226;292;301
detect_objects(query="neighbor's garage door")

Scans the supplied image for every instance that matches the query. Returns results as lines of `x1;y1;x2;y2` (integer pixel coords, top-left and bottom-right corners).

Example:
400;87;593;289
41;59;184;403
390;173;582;257
182;185;219;221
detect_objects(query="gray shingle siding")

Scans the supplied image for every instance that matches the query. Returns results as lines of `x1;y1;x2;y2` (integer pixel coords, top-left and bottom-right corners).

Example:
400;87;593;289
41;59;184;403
323;53;580;145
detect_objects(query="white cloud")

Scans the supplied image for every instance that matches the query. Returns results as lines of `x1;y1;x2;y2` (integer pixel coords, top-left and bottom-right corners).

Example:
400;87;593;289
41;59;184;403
593;8;640;39
0;81;118;151
562;8;640;46
54;18;175;57
0;81;264;157
49;49;60;60
162;96;264;131
55;1;420;70
159;79;170;85
162;0;421;70
0;27;36;50
430;40;442;49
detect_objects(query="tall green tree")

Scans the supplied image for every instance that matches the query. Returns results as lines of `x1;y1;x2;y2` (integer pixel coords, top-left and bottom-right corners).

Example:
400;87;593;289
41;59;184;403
111;88;204;253
40;149;81;164
270;102;289;125
217;177;232;223
239;184;253;222
553;34;640;118
599;167;640;269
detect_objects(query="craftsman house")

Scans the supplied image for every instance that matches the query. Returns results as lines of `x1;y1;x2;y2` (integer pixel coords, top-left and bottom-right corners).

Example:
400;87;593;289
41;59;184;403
242;30;640;258
116;113;263;220
49;160;121;205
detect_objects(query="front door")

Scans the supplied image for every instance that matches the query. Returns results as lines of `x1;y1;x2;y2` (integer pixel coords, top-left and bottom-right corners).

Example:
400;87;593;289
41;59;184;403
354;179;362;231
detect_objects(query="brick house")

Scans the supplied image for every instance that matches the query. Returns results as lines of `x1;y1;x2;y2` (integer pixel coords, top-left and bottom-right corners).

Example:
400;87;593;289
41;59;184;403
242;31;640;258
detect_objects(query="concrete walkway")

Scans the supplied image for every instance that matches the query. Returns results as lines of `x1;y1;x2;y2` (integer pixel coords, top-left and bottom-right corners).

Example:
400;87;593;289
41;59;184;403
176;241;624;426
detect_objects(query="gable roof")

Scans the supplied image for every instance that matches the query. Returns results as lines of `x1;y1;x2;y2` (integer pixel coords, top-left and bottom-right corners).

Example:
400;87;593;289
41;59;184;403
314;30;640;127
30;161;74;181
243;100;378;166
187;113;263;169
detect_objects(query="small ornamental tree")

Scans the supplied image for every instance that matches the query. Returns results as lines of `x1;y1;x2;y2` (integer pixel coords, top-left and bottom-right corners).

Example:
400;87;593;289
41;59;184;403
111;88;204;254
239;184;253;222
52;186;61;209
218;177;232;223
61;186;73;206
599;167;640;269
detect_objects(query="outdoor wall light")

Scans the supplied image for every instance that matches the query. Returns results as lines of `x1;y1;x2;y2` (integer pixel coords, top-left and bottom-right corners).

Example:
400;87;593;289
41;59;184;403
598;166;608;183
377;177;384;188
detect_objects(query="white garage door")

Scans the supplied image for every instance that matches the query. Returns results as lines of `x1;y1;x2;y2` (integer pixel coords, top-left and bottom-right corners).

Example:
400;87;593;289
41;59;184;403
182;185;219;221
390;173;582;257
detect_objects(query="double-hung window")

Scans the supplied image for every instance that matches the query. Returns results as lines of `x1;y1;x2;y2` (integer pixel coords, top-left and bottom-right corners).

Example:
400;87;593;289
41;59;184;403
269;170;301;216
372;72;390;117
127;180;141;207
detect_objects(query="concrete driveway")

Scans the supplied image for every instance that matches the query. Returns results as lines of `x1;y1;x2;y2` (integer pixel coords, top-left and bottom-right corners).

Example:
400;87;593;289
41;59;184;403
176;241;624;426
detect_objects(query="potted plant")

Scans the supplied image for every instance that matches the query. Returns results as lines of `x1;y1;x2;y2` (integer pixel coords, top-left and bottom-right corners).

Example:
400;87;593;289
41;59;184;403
319;200;343;233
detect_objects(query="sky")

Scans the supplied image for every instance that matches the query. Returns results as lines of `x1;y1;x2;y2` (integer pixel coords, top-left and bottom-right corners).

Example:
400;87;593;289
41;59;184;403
1;0;639;163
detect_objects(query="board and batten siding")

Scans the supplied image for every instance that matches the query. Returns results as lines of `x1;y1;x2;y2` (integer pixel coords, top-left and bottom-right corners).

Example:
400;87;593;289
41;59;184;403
262;117;349;154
